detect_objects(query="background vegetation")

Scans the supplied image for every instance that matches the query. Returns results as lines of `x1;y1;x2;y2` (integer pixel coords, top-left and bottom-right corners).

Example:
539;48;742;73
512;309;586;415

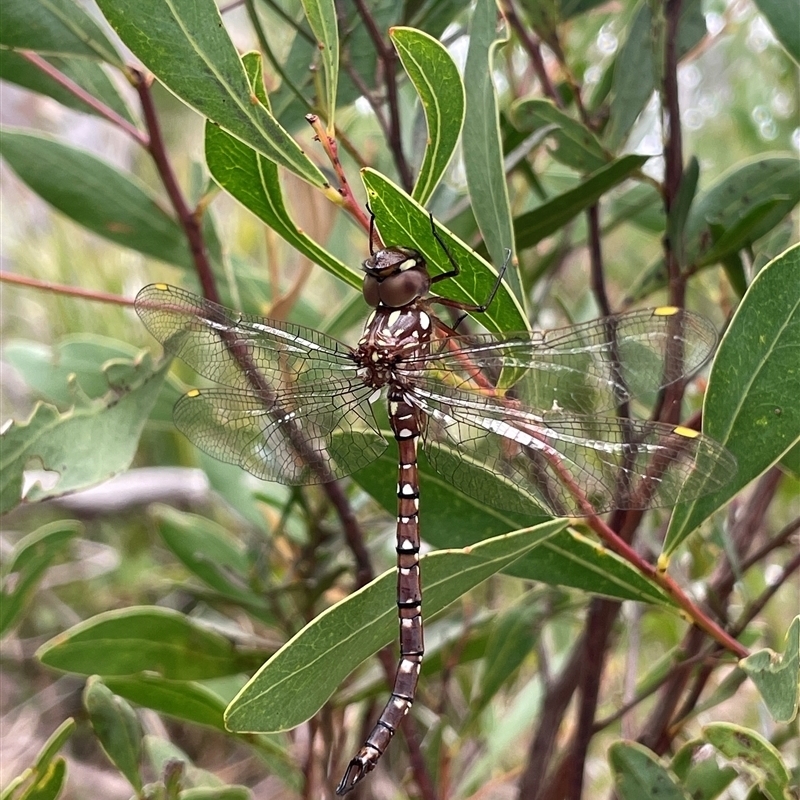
1;1;798;799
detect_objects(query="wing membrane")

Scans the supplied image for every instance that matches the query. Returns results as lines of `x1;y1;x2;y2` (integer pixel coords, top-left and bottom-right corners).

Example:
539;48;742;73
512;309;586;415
415;387;736;516
406;308;717;415
135;284;358;392
174;381;386;484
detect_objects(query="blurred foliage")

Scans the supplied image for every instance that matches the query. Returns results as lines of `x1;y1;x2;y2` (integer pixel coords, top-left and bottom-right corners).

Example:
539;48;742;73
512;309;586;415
1;1;798;799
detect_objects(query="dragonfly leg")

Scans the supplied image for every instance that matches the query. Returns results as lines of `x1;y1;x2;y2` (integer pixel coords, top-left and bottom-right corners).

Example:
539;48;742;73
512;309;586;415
337;392;424;794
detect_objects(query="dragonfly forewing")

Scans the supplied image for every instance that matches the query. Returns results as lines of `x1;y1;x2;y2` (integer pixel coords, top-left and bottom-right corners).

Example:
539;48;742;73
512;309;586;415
135;284;358;392
406;307;718;415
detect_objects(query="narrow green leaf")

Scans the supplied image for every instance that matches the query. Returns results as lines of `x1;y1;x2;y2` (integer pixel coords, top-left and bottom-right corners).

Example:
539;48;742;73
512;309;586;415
1;720;75;800
609;742;690;800
0;129;196;269
697;197;792;267
37;606;263;679
664;244;800;553
739;617;800;724
0;521;80;636
753;0;800;65
95;0;327;189
514;154;650;251
33;719;77;774
23;758;67;800
470;600;540;719
559;0;609;17
511;98;608;173
671;740;737;800
352;443;672;605
463;0;520;299
627;156;800;301
686;157;800;266
0;51;136;124
205;125;357;288
104;674;228;731
361;168;529;335
83;677;143;792
178;788;251;800
1;0;123;64
225;520;566;732
606;0;705;150
667;156;700;269
702;723;792;799
205;52;357;288
0;353;169;515
154;506;268;609
299;0;338;128
390;27;465;205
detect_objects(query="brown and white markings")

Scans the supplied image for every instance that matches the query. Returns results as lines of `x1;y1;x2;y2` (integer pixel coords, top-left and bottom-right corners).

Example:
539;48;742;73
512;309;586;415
135;241;736;794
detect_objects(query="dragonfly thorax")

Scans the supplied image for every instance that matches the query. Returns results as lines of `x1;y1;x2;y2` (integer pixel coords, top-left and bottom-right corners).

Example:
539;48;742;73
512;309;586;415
362;246;431;309
353;303;435;388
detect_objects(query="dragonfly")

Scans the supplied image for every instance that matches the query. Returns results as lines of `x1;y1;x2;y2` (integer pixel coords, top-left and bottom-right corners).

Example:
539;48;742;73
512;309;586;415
135;235;735;794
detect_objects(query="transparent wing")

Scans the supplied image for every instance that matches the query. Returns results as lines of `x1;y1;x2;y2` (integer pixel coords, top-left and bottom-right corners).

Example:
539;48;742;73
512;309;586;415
173;379;387;484
414;388;736;517
135;284;359;393
405;308;717;415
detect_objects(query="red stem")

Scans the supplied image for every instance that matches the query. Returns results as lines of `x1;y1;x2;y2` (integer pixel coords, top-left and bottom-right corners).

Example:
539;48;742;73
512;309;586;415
19;51;149;147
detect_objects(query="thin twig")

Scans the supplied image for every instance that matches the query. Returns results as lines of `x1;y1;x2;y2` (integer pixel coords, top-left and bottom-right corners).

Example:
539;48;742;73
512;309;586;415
18;51;148;147
349;0;413;190
499;0;562;107
132;69;220;304
305;114;371;233
0;271;133;306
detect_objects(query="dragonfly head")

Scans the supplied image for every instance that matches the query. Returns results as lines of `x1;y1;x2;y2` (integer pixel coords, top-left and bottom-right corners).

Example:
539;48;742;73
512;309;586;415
362;246;431;309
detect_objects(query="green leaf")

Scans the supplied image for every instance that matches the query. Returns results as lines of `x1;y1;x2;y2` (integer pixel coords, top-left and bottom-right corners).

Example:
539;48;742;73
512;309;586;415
0;719;75;800
469;600;541;720
204;123;356;289
667;156;700;269
627;156;800;301
390;27;465;205
511;98;608;173
0;521;80;636
299;0;338;128
609;741;690;800
753;0;800;65
204;51;357;289
178;789;252;800
671;740;737;800
0;352;169;515
463;0;520;299
94;0;327;189
154;506;268;610
225;520;566;732
21;758;67;800
1;0;123;65
3;337;181;426
702;723;792;800
514;154;650;251
37;606;263;679
0;129;197;269
352;443;673;605
664;244;800;553
697;197;793;267
33;719;76;774
605;0;705;150
83;677;143;792
686;157;800;266
739;617;800;724
104;674;228;731
361;168;529;335
0;51;136;124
